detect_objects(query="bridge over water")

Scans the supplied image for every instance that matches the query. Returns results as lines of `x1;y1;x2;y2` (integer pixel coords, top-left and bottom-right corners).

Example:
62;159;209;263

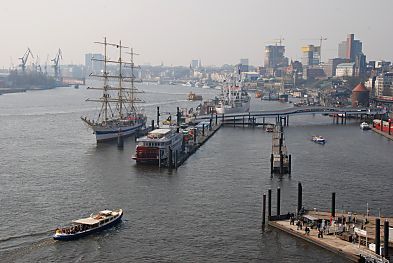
195;106;385;126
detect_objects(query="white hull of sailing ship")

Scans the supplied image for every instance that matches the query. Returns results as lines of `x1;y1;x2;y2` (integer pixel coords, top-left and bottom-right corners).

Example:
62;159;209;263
83;118;145;142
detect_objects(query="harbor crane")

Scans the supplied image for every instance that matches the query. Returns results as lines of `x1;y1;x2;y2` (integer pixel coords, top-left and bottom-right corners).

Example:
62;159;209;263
302;36;327;63
52;49;62;81
19;48;34;72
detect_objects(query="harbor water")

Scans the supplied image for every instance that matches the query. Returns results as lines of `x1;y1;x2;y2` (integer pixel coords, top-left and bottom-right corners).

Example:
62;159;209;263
0;84;392;262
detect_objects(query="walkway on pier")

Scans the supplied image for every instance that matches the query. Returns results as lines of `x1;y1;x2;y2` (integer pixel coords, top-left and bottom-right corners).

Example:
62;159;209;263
195;106;384;123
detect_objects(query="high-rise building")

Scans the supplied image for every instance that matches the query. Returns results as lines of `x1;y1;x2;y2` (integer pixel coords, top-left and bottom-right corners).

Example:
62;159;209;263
375;72;393;97
239;58;249;72
301;45;321;66
85;53;104;74
264;45;288;69
191;59;200;69
337;34;363;62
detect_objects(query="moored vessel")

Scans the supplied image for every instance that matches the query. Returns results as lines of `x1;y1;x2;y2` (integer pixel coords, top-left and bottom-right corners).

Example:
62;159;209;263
132;128;183;165
81;38;146;142
360;122;371;130
53;209;123;241
312;136;326;144
187;91;202;101
215;81;250;114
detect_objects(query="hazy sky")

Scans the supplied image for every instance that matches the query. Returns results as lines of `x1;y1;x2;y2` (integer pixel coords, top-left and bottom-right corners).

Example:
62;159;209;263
1;0;392;68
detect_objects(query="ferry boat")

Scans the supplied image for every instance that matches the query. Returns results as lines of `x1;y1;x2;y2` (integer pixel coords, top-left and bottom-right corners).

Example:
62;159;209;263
81;38;146;142
187;92;202;101
215;83;250;114
132;128;183;165
53;209;123;241
312;136;326;144
360;122;371;130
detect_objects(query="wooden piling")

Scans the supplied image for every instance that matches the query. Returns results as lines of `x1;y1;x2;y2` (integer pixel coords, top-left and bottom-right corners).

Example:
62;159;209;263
151;119;155;130
268;189;272;220
277;187;281;217
297;182;302;214
157;106;160;128
270;153;274;173
384;220;389;258
288;154;292;174
262;194;266;227
375;218;381;255
331;192;336;218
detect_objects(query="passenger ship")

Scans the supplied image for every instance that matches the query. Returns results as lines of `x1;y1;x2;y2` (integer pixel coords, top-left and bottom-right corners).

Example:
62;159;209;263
215;80;250;114
132;128;183;165
53;209;123;241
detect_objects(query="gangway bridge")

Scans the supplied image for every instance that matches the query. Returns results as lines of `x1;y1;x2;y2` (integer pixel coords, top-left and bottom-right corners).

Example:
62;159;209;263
195;106;385;126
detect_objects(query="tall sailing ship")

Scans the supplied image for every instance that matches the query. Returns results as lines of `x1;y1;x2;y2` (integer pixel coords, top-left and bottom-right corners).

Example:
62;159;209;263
81;38;146;142
215;77;250;114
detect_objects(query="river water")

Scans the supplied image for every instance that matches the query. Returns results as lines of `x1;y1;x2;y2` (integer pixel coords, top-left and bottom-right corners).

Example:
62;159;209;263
0;84;392;262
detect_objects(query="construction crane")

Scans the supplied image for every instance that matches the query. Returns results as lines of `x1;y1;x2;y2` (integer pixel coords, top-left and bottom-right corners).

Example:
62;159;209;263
52;49;62;81
302;36;327;63
19;48;34;72
273;37;285;46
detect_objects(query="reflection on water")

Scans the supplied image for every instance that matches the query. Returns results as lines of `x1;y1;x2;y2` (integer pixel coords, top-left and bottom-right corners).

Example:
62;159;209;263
0;85;391;262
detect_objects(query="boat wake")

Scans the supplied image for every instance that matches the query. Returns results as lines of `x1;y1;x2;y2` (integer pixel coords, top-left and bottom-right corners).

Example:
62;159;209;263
0;230;53;251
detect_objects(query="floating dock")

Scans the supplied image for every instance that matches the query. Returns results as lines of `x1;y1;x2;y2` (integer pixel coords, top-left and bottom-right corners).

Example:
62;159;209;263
262;183;392;263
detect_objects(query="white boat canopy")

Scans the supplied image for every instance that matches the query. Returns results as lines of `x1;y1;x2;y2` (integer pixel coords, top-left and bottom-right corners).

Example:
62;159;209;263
73;217;100;225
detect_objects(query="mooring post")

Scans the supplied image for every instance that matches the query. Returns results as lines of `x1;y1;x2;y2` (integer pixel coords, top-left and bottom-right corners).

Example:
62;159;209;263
262;193;266;227
242;115;245;127
376;217;381;255
215;114;218;125
209;118;212;131
277;187;281;217
202;124;205;136
384;220;389;259
263;117;265;127
331;192;336;218
168;147;173;168
270;153;274;173
268;189;272;220
151;119;155;130
233;116;236;127
288;154;292;174
222;114;224;126
381;118;384;131
389;121;391;135
157;106;160;128
297;182;302;215
341;114;344;124
117;133;124;149
344;112;347;124
286;115;289;126
177;107;181;126
193;128;197;144
279;152;283;174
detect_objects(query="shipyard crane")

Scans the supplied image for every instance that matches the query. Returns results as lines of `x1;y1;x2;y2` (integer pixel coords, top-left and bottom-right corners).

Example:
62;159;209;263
302;36;327;63
273;37;285;46
19;48;34;72
52;49;62;81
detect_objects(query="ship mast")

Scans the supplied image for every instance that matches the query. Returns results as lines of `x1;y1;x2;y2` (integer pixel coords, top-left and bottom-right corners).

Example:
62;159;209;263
84;38;145;126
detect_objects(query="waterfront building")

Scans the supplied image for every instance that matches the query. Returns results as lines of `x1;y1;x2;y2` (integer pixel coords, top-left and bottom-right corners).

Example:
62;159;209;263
264;45;288;69
335;62;355;77
301;45;321;66
240;72;259;82
351;83;369;107
375;72;393;97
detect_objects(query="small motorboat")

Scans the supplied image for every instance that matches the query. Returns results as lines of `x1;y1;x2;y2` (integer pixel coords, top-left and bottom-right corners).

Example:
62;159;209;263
53;209;123;241
265;125;274;132
360;122;371;130
312;136;326;144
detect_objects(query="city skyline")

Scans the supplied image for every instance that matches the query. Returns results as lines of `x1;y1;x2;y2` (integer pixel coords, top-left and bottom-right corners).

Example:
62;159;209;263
1;0;392;68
